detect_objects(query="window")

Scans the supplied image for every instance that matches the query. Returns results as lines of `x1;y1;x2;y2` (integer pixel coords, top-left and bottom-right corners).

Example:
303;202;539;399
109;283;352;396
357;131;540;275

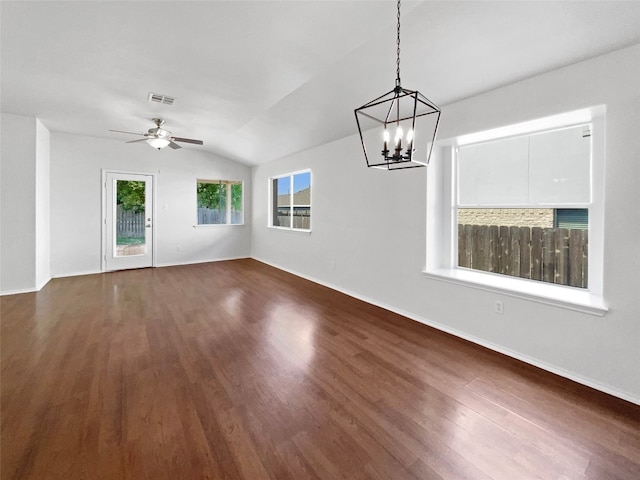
425;107;606;315
456;125;591;288
197;180;243;225
270;170;311;231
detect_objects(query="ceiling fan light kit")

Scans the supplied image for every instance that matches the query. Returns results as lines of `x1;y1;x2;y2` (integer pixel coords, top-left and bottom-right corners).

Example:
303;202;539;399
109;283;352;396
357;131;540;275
109;118;203;150
147;137;171;149
354;0;441;170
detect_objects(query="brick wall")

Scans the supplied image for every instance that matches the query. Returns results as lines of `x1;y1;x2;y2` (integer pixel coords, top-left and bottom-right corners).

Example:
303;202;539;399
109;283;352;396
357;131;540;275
458;208;554;228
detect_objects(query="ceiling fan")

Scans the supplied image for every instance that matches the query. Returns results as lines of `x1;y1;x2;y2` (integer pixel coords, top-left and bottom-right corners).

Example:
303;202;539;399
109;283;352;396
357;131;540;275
109;118;203;150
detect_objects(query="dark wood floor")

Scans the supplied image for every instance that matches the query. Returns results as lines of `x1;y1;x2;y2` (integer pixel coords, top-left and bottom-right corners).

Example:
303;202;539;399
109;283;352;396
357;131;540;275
2;259;639;480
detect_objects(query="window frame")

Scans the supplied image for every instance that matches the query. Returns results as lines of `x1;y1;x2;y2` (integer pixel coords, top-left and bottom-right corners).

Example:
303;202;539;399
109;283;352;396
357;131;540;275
424;107;607;315
195;179;244;227
268;169;312;233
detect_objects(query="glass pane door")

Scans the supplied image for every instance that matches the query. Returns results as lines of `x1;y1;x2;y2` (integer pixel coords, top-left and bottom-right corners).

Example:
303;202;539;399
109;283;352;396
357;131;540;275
116;180;147;257
105;172;153;271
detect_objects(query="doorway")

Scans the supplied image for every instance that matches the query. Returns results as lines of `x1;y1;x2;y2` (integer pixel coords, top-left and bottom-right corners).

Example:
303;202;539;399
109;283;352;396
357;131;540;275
104;172;154;271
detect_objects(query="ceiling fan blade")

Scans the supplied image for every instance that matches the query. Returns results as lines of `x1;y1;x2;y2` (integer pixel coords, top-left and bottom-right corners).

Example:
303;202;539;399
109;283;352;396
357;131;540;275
125;138;149;144
109;129;144;136
171;136;203;145
168;140;182;150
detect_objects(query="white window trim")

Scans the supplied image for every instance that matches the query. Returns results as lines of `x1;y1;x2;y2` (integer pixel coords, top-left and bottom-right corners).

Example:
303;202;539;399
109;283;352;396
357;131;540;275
424;107;607;316
268;169;312;232
195;179;244;226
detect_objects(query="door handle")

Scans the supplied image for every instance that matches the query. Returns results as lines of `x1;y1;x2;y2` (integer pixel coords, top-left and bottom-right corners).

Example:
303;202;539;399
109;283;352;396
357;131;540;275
146;224;151;228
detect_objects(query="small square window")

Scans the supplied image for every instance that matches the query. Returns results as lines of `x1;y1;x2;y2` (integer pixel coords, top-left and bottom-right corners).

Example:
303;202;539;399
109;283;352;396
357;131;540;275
270;171;311;231
197;180;243;225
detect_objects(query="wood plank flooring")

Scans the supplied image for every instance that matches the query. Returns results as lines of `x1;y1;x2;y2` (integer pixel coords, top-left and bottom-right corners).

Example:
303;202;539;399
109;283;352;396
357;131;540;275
2;259;639;479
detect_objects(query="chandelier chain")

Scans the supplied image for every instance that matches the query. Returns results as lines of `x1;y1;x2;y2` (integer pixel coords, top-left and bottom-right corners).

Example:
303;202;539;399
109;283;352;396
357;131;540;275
354;0;442;170
396;0;401;86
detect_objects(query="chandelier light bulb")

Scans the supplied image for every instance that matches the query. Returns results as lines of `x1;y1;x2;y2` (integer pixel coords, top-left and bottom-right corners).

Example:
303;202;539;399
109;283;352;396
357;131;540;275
383;130;390;151
395;126;403;148
406;129;414;142
406;129;414;156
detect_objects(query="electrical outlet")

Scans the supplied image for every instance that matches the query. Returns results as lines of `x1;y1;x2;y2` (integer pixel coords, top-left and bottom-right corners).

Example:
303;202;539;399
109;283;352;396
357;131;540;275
494;300;504;314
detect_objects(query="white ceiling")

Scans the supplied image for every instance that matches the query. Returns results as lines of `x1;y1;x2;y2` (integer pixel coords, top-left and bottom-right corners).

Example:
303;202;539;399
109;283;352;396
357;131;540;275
2;1;639;166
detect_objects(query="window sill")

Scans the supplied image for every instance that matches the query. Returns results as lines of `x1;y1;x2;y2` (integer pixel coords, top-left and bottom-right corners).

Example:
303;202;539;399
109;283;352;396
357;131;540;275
193;224;245;228
422;268;607;316
268;226;311;235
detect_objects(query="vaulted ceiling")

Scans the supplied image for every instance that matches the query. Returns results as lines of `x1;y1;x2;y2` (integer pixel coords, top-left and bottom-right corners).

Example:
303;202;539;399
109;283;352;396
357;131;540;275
2;1;639;165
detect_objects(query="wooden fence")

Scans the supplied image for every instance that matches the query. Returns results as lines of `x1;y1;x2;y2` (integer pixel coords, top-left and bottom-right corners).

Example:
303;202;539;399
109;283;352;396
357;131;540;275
198;208;242;225
458;224;588;288
276;211;311;229
198;207;223;225
117;207;145;239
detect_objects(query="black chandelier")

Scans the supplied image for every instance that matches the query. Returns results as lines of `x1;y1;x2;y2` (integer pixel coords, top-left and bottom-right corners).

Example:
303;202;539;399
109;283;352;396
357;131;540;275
354;0;441;170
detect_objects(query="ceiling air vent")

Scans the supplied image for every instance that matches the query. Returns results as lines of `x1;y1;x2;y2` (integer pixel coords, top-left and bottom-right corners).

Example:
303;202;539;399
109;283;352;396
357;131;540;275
147;92;175;106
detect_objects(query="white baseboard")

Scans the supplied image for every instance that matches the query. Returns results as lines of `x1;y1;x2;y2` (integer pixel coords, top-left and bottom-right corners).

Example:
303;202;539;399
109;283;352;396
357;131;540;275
52;269;102;279
155;256;250;268
52;258;249;277
252;256;640;406
1;276;52;296
1;286;39;296
35;276;51;291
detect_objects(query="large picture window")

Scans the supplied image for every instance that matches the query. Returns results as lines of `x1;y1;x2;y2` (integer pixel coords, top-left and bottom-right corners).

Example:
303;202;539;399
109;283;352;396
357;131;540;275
197;180;243;225
425;107;606;314
270;171;311;231
456;125;591;288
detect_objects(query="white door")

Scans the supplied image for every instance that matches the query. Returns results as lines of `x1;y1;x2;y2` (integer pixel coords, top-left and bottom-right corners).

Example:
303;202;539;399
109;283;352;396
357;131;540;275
105;172;153;271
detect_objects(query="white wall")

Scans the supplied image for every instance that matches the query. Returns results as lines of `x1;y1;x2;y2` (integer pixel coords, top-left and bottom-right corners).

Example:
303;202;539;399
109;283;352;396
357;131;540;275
35;118;51;289
0;113;50;294
252;45;640;403
50;133;251;277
